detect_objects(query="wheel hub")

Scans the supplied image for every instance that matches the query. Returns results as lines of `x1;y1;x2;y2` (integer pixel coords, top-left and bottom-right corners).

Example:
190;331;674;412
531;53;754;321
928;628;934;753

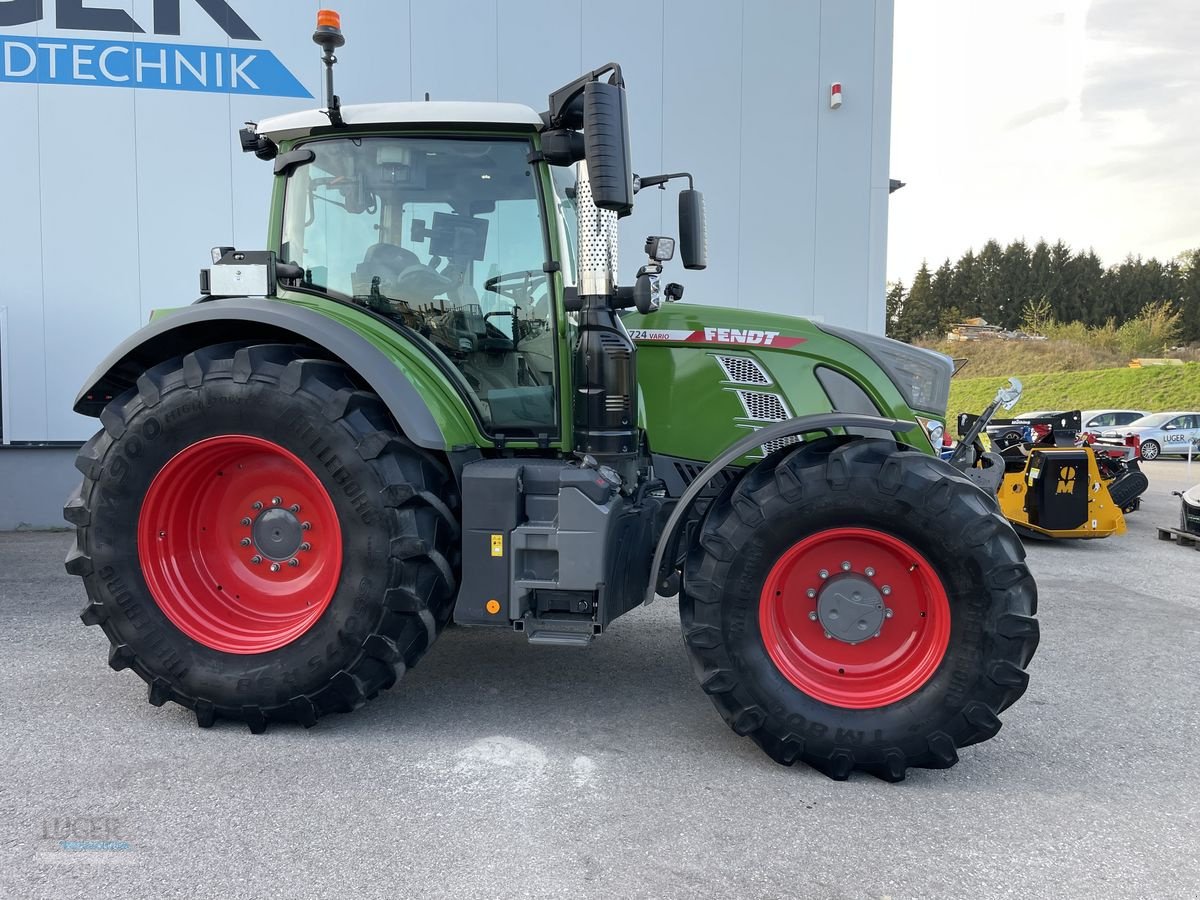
758;527;951;709
137;435;342;654
251;507;303;561
816;573;885;643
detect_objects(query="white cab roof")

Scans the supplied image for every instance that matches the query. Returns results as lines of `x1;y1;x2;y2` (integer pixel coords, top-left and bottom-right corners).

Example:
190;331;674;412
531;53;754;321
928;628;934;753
256;101;543;141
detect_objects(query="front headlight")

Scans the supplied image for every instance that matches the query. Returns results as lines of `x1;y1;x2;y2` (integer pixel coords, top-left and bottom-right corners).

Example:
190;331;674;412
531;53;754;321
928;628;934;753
916;416;945;448
816;324;954;416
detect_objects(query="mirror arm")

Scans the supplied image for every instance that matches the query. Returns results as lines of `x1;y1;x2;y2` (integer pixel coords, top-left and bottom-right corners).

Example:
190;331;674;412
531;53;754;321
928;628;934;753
634;172;694;193
544;62;625;127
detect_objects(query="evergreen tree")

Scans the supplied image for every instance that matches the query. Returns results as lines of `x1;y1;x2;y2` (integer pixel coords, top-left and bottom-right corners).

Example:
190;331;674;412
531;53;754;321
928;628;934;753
1029;240;1054;315
892;242;1200;346
951;249;980;319
1047;240;1077;322
885;279;907;339
974;240;1006;324
997;240;1033;329
895;262;939;339
1072;250;1106;326
930;259;960;333
1178;250;1200;343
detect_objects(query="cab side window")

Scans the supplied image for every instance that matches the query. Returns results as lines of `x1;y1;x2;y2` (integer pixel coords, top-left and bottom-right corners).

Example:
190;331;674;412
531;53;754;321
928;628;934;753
281;137;558;436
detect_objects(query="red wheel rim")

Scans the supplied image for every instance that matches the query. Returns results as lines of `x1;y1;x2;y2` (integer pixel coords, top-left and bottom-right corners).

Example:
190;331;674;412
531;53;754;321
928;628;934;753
137;435;343;654
758;527;950;709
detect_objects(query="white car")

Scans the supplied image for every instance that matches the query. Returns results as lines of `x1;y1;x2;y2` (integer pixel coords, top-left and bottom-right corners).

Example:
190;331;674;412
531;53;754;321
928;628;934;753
1079;409;1147;431
1102;412;1200;460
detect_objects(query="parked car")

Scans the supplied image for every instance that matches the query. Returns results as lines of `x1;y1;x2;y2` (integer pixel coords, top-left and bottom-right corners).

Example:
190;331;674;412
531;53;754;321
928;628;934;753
1101;412;1200;460
1079;409;1147;431
985;409;1063;447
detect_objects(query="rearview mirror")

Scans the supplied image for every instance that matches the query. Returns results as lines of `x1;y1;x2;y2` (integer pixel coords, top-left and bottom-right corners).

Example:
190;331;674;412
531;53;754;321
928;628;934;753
679;189;707;270
583;80;633;213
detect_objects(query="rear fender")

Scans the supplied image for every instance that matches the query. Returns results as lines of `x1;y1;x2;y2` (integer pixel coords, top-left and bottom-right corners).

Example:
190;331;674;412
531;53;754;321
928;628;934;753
646;413;916;604
74;298;467;450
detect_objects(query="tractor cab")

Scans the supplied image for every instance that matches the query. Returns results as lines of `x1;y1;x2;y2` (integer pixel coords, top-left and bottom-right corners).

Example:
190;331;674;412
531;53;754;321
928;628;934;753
273;125;563;433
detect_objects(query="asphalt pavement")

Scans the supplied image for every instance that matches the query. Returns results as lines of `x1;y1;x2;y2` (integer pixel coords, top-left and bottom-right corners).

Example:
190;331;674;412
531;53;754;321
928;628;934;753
2;461;1198;899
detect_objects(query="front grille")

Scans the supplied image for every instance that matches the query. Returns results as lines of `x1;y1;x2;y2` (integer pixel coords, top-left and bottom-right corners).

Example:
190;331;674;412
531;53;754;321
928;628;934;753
735;390;789;422
759;435;803;458
715;355;771;385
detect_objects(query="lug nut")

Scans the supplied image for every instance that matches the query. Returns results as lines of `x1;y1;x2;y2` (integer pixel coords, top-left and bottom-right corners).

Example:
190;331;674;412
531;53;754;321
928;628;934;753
808;611;818;621
252;501;264;511
250;555;262;565
301;521;312;531
241;517;252;527
818;569;829;580
270;563;281;573
300;542;311;552
240;538;252;547
271;496;282;506
841;560;851;571
288;558;299;568
881;585;892;596
823;631;832;639
885;608;893;618
806;588;817;599
289;504;301;513
864;567;875;577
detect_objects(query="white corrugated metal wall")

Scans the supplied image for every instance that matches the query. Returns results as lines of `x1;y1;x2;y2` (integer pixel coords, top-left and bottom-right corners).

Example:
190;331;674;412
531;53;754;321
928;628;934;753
0;0;891;526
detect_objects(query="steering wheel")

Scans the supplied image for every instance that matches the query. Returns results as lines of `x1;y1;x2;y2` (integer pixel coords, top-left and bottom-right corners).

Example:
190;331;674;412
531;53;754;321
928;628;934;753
484;270;549;301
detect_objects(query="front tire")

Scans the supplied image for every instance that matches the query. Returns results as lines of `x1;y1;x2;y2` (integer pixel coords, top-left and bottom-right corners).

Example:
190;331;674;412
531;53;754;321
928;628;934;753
1140;439;1161;461
64;343;460;731
680;436;1039;781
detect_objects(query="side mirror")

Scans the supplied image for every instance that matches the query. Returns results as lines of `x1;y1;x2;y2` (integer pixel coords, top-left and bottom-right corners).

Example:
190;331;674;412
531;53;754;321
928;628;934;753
678;189;707;270
583;80;633;213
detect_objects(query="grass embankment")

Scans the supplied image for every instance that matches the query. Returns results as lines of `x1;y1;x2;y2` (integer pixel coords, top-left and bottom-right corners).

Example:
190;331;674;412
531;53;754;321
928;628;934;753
947;363;1200;422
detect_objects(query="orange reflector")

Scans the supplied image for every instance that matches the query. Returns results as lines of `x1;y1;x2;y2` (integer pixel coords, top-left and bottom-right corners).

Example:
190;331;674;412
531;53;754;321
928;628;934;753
316;9;341;29
485;599;501;615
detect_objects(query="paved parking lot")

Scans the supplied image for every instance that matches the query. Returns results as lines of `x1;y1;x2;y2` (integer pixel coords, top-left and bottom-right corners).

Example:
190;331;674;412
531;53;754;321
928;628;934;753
2;461;1198;899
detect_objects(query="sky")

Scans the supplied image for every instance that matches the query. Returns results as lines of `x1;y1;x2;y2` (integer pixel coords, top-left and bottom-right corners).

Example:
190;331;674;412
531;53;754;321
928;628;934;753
886;0;1200;283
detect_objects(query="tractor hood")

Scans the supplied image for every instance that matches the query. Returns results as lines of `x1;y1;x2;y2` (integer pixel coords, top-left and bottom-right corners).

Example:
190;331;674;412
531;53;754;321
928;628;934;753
624;304;953;417
625;304;949;466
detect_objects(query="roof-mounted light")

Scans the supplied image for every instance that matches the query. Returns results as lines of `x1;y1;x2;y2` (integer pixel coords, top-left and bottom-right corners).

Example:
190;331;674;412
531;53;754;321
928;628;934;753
312;10;346;127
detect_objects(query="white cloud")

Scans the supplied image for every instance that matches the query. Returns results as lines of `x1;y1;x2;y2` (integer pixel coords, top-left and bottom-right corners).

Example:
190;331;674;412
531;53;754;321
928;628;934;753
886;0;1200;282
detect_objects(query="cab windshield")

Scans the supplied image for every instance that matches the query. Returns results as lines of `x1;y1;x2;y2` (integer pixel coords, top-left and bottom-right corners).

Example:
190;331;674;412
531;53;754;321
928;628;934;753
280;136;558;434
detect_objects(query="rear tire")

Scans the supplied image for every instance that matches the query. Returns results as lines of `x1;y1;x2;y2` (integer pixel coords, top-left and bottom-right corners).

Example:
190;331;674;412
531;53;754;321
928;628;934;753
64;343;460;731
680;436;1039;781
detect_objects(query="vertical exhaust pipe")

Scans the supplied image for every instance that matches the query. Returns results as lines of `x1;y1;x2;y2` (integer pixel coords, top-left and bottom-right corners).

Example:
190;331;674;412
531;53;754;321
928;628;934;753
572;162;638;466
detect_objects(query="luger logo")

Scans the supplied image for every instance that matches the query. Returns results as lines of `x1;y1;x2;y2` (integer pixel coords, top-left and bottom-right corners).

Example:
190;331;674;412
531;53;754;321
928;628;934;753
0;0;311;97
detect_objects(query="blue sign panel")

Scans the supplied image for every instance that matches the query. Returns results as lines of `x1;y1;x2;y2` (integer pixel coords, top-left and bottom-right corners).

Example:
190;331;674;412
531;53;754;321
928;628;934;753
0;34;311;97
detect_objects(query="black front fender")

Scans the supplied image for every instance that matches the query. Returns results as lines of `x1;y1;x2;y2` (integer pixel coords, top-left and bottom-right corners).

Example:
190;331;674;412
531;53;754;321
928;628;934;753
646;413;917;604
74;298;446;450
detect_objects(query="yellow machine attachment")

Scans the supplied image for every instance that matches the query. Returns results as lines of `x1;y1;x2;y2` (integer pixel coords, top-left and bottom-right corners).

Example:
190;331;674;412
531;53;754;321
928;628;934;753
998;446;1126;539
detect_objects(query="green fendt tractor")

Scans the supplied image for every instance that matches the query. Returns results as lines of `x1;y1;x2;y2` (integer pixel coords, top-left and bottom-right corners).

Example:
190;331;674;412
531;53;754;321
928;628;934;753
63;12;1038;781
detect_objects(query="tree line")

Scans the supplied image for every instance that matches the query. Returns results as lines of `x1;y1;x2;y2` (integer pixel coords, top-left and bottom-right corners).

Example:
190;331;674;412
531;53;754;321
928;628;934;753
886;240;1200;344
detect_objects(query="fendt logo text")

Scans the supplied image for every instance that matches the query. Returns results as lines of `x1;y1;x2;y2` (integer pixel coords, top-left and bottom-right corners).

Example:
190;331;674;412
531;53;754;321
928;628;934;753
0;0;311;97
703;328;782;346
